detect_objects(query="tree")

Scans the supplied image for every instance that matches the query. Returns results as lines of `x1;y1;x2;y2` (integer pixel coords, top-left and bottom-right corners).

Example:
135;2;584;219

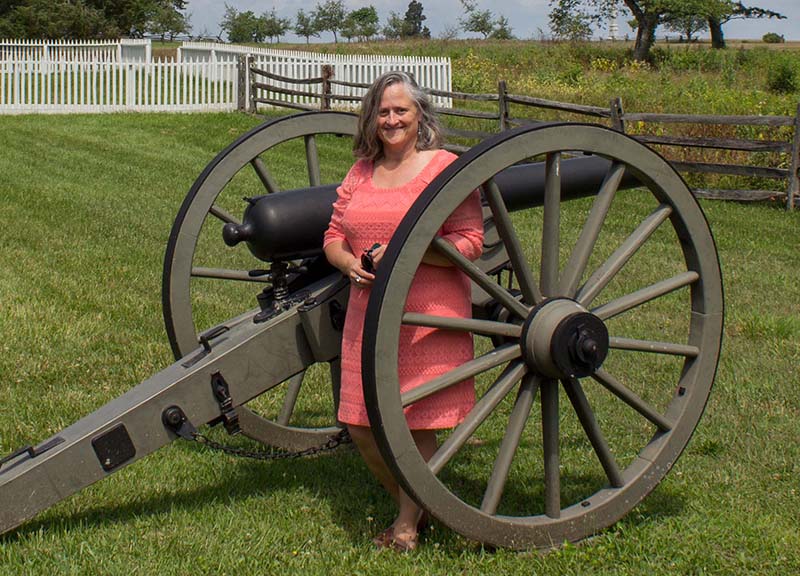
0;0;119;38
438;22;460;41
459;0;511;39
459;0;494;38
548;1;681;60
0;0;189;38
341;14;357;42
149;3;190;41
706;1;785;49
262;8;290;44
0;0;24;19
294;9;319;44
549;0;785;59
490;15;513;39
549;0;592;40
85;0;188;38
220;4;262;43
348;6;379;41
312;0;346;43
403;1;430;38
382;11;405;39
383;2;429;39
665;13;707;42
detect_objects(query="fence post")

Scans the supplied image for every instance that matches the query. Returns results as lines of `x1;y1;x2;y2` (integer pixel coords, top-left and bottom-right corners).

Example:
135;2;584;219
610;96;625;132
498;80;510;132
247;55;255;113
236;55;247;112
321;64;333;111
787;102;800;210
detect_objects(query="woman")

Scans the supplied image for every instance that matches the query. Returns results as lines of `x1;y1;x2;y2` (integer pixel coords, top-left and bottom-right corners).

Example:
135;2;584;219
323;71;483;551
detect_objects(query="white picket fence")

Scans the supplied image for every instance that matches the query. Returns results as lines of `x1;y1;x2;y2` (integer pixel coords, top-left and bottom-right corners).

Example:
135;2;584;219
180;41;453;108
0;59;238;114
0;38;151;63
0;39;452;114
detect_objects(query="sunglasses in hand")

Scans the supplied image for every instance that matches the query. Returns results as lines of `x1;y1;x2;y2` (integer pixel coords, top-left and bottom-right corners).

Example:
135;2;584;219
361;243;381;273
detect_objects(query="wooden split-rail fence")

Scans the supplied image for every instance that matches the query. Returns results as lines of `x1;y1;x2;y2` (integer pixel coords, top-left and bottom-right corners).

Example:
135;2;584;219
248;61;799;210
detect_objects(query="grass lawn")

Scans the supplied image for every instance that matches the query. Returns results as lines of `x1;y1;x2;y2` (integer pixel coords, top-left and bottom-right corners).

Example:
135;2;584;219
0;112;798;575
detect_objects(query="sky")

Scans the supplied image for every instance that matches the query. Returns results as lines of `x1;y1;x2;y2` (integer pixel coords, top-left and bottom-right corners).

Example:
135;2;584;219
183;1;798;43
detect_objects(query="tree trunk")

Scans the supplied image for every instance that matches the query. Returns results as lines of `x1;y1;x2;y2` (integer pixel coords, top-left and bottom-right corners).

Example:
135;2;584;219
632;14;658;61
708;16;725;49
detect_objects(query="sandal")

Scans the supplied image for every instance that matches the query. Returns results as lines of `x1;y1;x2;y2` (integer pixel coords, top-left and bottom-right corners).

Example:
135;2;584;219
373;526;418;552
372;526;395;547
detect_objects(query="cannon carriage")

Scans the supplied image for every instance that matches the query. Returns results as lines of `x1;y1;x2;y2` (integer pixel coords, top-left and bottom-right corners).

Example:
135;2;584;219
0;112;723;549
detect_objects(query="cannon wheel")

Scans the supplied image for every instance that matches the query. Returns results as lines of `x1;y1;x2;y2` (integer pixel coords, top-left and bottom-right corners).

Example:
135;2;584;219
162;111;358;450
363;123;723;549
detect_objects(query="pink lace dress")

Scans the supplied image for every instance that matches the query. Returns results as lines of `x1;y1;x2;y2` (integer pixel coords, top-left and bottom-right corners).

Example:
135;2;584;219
323;150;484;429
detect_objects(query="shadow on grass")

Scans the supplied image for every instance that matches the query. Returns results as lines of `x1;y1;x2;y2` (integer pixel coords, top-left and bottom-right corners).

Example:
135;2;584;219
1;442;390;546
2;437;687;549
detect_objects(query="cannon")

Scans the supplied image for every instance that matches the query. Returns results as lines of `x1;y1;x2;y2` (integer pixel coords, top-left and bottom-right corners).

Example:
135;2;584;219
0;112;723;550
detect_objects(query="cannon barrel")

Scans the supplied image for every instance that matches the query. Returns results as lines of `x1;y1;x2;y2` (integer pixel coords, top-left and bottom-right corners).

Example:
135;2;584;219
2;114;723;550
222;155;641;262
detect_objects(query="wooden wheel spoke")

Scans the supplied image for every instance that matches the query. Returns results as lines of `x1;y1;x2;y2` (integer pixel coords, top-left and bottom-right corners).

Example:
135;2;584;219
541;152;561;297
402;312;522;339
433;237;529;319
591;271;699;321
541;378;560;518
563;378;624;488
578;204;672;307
592;368;673;432
401;344;521;407
350;121;724;548
165;113;361;453
559;162;625;297
251;156;280;193
483;178;542;305
276;372;305;426
209;204;240;225
429;362;527;475
305;134;321;187
610;337;699;358
481;374;540;515
191;267;270;283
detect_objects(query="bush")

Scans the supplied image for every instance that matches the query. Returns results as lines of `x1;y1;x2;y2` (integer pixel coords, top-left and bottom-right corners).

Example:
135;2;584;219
762;32;785;44
766;59;798;94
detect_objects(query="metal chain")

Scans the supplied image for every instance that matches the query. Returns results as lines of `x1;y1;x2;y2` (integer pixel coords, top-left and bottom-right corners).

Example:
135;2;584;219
190;428;352;461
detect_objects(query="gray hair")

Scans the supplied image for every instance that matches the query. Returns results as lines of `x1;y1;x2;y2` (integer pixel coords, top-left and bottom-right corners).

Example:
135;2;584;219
353;70;443;162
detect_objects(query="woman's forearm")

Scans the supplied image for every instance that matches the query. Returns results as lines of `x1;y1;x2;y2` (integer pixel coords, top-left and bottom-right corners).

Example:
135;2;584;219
324;240;358;274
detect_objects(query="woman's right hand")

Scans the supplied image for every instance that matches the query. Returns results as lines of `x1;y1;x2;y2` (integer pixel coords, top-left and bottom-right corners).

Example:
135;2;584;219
323;239;376;288
345;256;375;288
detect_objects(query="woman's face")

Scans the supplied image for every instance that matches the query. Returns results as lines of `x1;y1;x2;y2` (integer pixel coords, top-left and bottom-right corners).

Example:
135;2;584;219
376;83;420;154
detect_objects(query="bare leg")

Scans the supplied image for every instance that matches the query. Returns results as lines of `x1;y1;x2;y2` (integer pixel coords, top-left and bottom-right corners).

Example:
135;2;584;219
391;429;436;545
347;424;438;549
347;424;400;502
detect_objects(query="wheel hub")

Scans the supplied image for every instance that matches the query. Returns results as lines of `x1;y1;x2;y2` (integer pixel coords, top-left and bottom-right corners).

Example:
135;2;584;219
521;298;609;379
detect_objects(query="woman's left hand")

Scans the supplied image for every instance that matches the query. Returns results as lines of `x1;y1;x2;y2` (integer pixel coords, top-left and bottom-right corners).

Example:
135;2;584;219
351;244;384;289
369;244;386;270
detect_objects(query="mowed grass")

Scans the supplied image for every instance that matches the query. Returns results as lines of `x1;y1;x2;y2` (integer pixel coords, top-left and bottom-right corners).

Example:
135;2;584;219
0;112;799;575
